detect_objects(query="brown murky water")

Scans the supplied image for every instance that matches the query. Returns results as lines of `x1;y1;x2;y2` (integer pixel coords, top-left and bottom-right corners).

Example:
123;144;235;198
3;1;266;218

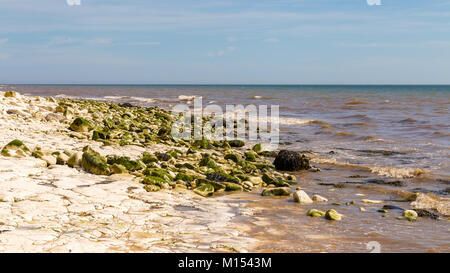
227;163;449;253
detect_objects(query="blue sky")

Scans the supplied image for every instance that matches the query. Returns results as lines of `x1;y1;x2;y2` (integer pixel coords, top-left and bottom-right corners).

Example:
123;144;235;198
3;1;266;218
0;0;450;84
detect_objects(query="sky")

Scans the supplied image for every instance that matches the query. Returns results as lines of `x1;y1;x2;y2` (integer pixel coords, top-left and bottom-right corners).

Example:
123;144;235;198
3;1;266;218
0;0;450;84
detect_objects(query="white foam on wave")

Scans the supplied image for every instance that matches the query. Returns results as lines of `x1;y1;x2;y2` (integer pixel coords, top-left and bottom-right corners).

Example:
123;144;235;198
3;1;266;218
311;157;427;179
103;96;126;100
369;167;427;179
178;95;198;101
130;97;157;103
277;118;321;126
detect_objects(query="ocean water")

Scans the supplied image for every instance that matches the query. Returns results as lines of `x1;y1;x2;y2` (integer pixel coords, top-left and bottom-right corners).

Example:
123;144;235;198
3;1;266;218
2;84;449;252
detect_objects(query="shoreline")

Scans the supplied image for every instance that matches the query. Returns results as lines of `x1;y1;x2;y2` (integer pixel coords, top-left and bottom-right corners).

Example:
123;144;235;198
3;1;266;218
0;91;448;252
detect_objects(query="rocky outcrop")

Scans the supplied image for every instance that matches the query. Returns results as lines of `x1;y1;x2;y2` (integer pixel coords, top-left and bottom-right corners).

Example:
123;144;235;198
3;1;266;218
81;146;110;175
273;150;310;171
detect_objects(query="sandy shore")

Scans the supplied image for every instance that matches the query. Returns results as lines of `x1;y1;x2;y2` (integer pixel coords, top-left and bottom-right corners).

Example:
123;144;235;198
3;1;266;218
0;92;259;252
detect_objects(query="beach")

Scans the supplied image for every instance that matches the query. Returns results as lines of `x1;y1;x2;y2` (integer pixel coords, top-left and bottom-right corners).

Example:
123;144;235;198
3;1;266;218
0;86;449;253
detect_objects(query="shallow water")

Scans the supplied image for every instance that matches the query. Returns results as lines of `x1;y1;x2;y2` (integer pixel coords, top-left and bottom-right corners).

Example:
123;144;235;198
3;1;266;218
227;163;449;253
2;84;449;252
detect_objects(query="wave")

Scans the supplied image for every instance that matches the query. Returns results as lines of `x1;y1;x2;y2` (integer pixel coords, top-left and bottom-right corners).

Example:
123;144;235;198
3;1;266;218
338;114;372;121
251;95;277;100
370;167;426;179
178;95;198;101
433;131;450;137
278;118;326;126
334;131;357;138
356;135;376;141
311;157;427;179
346;98;368;105
398;118;417;123
129;97;157;103
103;96;126;100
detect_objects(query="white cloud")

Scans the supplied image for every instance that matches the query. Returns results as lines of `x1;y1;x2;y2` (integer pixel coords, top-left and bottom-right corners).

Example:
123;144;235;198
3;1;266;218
0;38;9;45
264;38;279;43
227;36;237;42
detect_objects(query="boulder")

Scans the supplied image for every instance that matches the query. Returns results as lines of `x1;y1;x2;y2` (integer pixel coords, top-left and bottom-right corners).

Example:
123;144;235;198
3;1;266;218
224;153;241;163
325;209;342;221
273;150;311;171
110;163;128;174
249;176;263;186
69;117;92;132
403;210;418;221
81;147;110;175
41;155;57;166
194;183;214;197
227;140;245;148
244;151;257;162
1;139;30;157
252;143;262;153
293;190;313;204
222;182;243;192
67;152;82;168
261;187;291;196
4;91;17;97
313;195;328;202
56;153;70;165
307;209;326;217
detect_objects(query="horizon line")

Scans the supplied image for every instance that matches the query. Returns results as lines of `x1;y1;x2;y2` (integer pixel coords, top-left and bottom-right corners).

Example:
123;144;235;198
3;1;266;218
3;83;450;86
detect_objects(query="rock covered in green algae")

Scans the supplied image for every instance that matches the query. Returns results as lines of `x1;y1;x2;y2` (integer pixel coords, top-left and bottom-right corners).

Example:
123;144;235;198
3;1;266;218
148;169;173;182
307;209;326;217
194;183;215;197
34;96;309;198
199;153;219;170
244;151;257;162
106;155;145;171
325;209;342;221
175;172;193;183
403;210;418;222
81;146;110;175
261;173;290;187
224;153;241;164
69;117;92;132
142;152;158;164
206;171;239;183
273;150;311;171
4;91;17;97
31;147;44;158
252;143;262;153
222;182;243;192
1;139;30;157
261;187;291;196
110;163;128;174
142;176;168;191
227;140;245;148
92;130;109;141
